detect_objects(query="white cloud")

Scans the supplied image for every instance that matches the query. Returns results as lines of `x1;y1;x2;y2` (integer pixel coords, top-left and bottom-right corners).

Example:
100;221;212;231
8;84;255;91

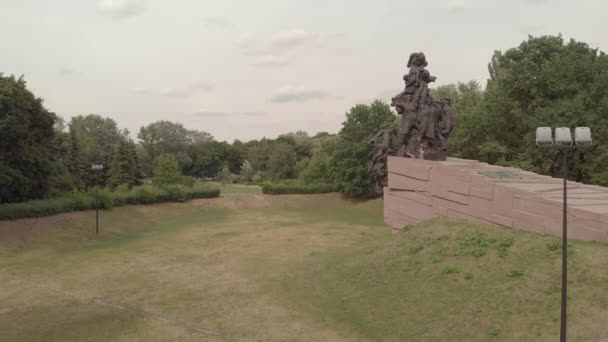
192;111;265;117
447;0;466;13
238;29;322;57
269;30;321;49
269;85;334;103
98;0;147;19
131;82;214;98
252;54;290;67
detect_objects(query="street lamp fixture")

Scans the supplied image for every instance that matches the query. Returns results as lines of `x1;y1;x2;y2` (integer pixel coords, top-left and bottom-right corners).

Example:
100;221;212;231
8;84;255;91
91;164;104;235
536;127;593;342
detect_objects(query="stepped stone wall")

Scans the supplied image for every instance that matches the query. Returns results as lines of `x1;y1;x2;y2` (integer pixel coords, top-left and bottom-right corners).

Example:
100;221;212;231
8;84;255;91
384;157;608;242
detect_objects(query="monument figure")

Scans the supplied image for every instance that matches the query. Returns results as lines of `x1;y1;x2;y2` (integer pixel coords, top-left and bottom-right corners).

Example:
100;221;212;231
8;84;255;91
391;52;455;161
368;52;455;195
368;128;396;194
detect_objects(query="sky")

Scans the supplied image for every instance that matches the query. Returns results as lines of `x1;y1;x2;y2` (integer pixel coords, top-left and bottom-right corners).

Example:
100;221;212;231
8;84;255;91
2;0;607;142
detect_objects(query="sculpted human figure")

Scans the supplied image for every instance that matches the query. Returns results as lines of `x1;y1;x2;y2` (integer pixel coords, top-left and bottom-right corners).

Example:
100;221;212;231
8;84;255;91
368;128;396;194
388;52;455;161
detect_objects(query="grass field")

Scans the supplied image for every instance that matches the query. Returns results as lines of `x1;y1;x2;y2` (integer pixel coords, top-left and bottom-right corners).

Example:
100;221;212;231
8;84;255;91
1;187;608;341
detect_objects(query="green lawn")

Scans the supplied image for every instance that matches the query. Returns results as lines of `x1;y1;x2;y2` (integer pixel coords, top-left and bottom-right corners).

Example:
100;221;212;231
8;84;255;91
1;194;607;341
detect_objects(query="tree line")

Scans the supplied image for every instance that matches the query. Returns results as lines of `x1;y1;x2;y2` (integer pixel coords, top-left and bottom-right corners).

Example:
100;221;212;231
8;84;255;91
2;34;608;204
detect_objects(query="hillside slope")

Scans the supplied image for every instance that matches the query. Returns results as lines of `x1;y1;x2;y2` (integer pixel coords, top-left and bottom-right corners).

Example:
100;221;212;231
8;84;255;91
280;218;608;342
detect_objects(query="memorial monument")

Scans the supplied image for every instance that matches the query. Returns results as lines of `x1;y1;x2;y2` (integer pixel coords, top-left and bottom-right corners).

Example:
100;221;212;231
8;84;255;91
369;52;456;194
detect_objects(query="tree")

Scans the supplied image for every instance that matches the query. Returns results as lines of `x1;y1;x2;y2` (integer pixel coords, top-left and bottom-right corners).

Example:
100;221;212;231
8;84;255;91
0;74;56;203
432;81;484;159
153;154;182;185
109;140;131;188
70;114;127;187
329;100;396;196
240;160;255;182
126;139;143;187
68;127;86;190
138;120;213;174
471;35;608;184
267;142;297;179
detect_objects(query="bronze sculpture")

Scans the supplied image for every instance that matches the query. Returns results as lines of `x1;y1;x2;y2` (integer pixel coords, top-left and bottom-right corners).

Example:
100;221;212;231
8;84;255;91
368;128;396;194
369;53;456;195
391;52;455;161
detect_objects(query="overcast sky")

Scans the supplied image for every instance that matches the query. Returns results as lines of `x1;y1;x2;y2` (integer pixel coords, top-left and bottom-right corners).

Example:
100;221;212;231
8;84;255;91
2;0;607;142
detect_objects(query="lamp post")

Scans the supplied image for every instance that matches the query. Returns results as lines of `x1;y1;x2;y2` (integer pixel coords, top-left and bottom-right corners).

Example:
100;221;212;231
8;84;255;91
536;127;593;342
91;164;104;235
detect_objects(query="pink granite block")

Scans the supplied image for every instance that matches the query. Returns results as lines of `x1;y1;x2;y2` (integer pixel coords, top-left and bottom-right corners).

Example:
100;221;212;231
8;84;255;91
431;166;471;196
434;197;471;216
512;210;549;235
513;196;562;218
446;209;496;226
490;214;514;228
470;175;494;200
491;185;515;216
386;193;435;221
388;173;431;192
385;208;419;229
391;190;434;206
387;157;433;180
468;196;493;220
568;227;607;242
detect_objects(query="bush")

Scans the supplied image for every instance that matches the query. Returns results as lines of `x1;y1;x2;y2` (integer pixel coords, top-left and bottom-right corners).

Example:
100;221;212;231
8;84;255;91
188;184;221;199
262;182;338;195
0;184;221;221
180;176;196;187
134;185;159;204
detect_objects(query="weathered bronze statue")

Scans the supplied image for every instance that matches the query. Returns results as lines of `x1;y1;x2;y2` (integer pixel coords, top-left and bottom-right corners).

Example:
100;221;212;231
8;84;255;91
368;128;396;194
368;53;455;195
391;52;456;160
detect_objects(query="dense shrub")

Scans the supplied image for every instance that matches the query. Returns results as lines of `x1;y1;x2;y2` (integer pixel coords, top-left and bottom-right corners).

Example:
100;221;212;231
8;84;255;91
0;184;220;220
262;182;337;195
180;176;196;187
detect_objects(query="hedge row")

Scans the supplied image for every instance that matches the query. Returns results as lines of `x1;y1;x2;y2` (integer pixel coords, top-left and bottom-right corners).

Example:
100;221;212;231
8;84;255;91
0;184;220;220
261;183;338;195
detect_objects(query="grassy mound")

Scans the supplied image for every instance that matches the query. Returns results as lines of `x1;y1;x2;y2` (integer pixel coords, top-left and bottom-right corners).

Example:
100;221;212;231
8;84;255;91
0;184;220;220
262;182;337;195
280;219;608;341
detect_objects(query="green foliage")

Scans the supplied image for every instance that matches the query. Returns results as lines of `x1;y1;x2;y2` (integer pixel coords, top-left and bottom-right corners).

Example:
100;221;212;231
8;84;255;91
487;326;501;337
179;176;196;187
153;154;182;185
217;164;233;184
239;160;255;182
507;269;526;278
430;248;448;263
329;100;396;197
297;153;332;184
547;240;574;255
0;184;220;220
267;142;297;179
461;35;608;183
252;171;264;183
443;266;460;274
408;244;424;255
454;231;495;257
0;74;56;203
496;238;515;257
262;182;337;195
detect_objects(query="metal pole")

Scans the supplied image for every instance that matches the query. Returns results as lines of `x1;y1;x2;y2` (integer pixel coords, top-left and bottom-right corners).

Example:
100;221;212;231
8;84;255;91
560;150;568;342
96;189;99;236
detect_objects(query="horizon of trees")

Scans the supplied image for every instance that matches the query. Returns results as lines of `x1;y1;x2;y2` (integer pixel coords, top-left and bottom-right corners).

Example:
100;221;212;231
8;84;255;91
3;34;608;204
